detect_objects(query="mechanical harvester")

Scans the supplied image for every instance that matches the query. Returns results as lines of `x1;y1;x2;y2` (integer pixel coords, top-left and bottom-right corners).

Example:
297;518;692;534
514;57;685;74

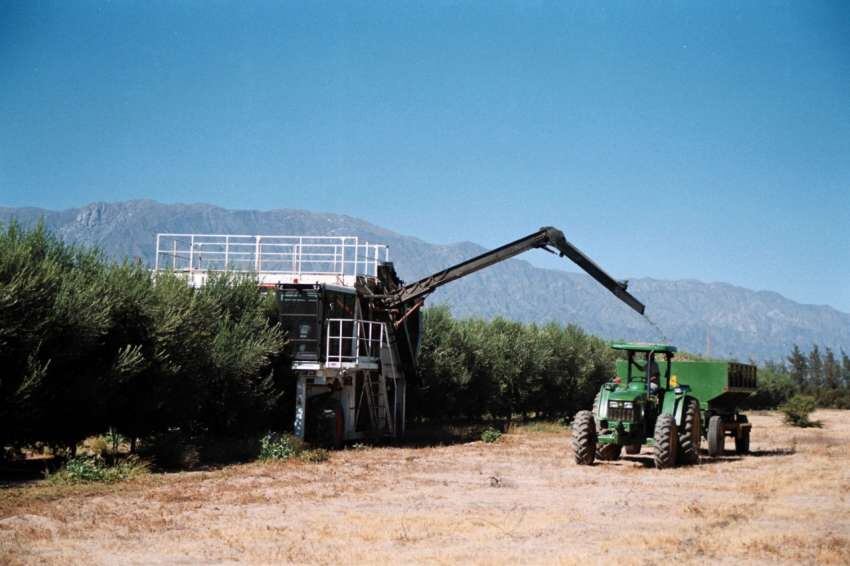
154;227;646;445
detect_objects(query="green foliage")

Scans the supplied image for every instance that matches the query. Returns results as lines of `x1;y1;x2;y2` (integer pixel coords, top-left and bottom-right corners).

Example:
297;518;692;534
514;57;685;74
415;306;616;421
257;432;328;463
47;455;148;484
779;395;821;428
259;432;303;461
480;427;502;443
767;344;850;410
0;222;288;449
744;365;796;409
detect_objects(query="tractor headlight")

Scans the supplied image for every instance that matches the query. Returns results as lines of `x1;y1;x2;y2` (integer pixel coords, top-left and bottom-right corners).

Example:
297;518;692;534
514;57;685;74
623;402;633;409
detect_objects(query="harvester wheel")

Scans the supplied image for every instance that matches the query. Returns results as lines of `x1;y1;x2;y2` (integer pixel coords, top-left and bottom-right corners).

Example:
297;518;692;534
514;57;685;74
571;410;597;465
677;398;701;466
707;415;724;457
653;414;678;469
735;416;750;454
596;443;622;461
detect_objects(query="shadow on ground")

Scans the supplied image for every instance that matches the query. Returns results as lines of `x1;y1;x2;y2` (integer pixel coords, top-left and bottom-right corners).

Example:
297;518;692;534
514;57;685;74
390;422;493;448
0;457;61;486
618;446;795;468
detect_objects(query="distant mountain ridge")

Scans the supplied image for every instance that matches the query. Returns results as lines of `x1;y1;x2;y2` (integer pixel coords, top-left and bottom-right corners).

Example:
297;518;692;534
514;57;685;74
3;199;848;362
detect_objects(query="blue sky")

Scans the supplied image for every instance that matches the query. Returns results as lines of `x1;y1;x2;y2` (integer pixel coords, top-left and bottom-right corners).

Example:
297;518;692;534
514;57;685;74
2;1;849;311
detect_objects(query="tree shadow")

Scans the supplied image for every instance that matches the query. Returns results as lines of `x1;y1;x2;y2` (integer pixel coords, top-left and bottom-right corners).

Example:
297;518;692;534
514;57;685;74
386;421;492;448
619;454;742;468
618;446;794;468
744;447;796;457
0;456;61;485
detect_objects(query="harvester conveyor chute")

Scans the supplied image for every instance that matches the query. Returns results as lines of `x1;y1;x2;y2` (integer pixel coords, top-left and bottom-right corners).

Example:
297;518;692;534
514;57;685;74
384;226;645;315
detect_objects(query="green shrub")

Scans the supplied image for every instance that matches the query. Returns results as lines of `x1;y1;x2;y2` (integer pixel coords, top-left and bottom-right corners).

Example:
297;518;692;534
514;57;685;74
48;455;147;484
481;427;502;443
779;394;821;428
300;448;329;463
259;432;303;460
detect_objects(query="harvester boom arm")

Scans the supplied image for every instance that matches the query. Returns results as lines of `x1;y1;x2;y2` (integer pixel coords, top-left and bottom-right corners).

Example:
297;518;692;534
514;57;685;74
386;226;645;314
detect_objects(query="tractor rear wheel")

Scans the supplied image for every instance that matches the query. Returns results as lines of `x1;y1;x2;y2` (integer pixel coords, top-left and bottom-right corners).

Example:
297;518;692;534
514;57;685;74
707;415;724;457
653;414;678;469
735;416;750;454
596;443;622;461
572;410;597;465
677;398;701;466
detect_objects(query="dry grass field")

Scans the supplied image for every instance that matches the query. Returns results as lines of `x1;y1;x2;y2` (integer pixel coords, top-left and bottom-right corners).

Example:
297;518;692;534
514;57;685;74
2;410;849;565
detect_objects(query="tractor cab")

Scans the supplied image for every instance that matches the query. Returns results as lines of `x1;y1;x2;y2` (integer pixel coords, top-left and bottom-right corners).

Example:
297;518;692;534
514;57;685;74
616;342;677;395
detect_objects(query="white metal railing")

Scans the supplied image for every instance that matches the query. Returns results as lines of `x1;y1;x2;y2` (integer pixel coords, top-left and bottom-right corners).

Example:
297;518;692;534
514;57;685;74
325;319;387;367
154;234;389;280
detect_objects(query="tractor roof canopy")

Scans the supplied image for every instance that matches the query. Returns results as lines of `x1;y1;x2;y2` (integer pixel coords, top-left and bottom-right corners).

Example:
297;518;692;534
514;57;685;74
610;342;677;354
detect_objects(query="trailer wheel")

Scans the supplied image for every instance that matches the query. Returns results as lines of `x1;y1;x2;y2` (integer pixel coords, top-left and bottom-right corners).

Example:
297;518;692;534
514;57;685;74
653;414;678;469
596;443;622;461
571;410;597;465
707;415;724;457
677;398;701;466
735;416;750;454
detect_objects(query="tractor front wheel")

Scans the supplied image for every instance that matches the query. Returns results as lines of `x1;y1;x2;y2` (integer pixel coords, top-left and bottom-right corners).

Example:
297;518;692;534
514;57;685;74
677;398;701;466
625;444;641;455
596;443;622;461
707;415;724;457
572;410;597;465
653;414;678;469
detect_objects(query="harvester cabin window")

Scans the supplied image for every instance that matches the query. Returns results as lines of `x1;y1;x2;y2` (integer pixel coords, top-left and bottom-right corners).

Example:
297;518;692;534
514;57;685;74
278;287;320;360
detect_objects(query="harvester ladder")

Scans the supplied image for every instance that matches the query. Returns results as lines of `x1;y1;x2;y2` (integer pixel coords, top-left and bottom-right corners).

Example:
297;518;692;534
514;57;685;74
362;373;388;434
379;344;399;436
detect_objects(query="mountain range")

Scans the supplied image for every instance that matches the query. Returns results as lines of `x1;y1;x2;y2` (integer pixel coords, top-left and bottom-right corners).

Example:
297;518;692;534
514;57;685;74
2;199;848;362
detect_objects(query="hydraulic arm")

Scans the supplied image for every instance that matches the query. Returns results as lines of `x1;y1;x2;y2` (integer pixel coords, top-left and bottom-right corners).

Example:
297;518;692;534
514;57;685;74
384;227;645;315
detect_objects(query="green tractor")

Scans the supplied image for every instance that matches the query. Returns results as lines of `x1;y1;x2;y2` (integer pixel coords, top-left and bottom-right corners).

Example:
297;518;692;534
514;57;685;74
572;342;757;469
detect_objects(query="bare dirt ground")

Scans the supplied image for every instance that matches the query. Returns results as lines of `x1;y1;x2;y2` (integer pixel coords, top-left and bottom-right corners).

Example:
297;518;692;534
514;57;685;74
2;410;849;565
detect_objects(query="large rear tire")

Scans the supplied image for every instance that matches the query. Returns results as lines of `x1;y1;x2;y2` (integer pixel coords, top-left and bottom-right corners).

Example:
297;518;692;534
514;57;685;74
707;415;724;457
572;410;597;465
677;398;701;466
653;414;678;469
596;443;622;461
